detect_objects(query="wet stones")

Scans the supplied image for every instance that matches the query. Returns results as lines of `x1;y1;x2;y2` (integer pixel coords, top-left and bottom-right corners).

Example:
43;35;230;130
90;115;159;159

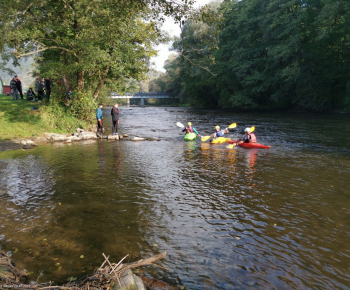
108;134;119;140
78;132;99;140
132;137;145;141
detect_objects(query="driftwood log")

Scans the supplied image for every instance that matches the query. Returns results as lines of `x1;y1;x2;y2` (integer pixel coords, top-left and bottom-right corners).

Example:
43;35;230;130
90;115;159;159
0;251;168;289
0;251;27;283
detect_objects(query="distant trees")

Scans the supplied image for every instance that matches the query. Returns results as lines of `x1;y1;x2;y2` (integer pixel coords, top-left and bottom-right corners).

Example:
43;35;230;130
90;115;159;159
155;0;350;111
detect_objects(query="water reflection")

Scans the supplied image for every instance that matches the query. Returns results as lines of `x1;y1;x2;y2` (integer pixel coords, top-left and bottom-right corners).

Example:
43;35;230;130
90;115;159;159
0;108;349;289
0;155;55;206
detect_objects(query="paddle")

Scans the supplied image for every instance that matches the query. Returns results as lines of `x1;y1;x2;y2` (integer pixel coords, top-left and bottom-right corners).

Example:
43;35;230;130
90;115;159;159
228;123;237;129
176;122;185;128
226;126;255;149
201;123;237;142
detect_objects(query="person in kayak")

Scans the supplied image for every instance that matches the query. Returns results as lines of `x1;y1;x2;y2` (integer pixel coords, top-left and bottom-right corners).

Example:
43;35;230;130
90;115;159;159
182;122;199;135
212;125;229;138
238;127;257;144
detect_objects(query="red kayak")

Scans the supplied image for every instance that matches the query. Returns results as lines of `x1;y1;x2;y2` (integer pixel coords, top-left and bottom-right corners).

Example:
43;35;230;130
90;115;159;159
228;140;271;149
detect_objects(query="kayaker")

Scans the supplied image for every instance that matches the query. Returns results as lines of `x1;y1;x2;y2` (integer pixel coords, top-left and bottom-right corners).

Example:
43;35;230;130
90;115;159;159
238;127;257;144
212;125;229;138
182;122;199;135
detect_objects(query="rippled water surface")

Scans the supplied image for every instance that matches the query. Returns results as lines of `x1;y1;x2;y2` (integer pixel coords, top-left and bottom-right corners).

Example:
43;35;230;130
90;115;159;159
1;107;350;289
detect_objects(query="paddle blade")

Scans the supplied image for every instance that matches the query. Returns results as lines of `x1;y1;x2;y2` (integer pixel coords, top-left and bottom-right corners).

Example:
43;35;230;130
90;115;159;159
176;122;185;128
201;135;211;142
226;143;236;149
250;126;255;133
228;123;237;129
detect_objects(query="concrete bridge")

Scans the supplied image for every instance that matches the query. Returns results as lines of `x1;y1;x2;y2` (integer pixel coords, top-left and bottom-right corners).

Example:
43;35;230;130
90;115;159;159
109;92;173;106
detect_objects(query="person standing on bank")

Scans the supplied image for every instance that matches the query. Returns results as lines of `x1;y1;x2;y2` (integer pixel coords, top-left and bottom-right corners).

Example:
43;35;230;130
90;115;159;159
44;77;52;104
16;77;24;100
35;77;43;102
96;103;104;137
10;76;19;100
111;103;120;135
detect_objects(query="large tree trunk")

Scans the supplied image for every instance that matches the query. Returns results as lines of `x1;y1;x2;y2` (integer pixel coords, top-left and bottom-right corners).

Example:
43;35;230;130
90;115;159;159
93;65;111;100
77;70;85;92
62;75;71;92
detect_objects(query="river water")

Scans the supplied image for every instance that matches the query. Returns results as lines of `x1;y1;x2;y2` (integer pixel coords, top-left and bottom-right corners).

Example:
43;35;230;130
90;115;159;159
0;107;350;289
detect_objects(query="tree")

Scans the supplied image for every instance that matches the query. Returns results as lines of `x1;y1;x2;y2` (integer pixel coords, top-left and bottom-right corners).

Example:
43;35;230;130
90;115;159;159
171;0;223;106
0;0;194;99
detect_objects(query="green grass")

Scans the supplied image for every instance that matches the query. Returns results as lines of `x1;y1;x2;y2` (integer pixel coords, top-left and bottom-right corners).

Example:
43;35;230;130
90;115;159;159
0;94;92;140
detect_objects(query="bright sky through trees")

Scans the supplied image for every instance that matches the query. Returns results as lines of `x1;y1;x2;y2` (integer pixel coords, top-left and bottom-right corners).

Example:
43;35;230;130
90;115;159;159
151;0;216;72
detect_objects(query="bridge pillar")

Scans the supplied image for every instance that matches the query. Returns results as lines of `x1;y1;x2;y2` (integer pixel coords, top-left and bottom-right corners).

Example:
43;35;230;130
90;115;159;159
139;98;145;106
127;98;130;106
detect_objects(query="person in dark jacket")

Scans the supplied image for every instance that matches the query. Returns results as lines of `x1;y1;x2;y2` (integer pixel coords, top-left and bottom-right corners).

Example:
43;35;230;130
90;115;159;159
35;77;44;102
111;103;120;135
44;77;52;104
16;78;24;100
10;76;19;100
26;88;36;101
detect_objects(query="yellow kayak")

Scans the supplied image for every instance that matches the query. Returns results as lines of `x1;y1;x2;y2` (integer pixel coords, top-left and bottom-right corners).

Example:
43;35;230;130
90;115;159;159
210;137;231;144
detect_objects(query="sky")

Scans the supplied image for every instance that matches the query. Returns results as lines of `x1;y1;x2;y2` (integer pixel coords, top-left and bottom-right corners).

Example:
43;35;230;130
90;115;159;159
150;0;215;72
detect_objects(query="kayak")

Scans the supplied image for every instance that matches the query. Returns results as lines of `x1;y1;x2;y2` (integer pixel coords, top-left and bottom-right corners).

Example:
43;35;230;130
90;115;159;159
238;143;271;149
228;140;271;149
210;137;231;144
184;132;197;141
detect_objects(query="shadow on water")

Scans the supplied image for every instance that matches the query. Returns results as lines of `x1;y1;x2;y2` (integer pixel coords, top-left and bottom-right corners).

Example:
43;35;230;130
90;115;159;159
0;107;350;289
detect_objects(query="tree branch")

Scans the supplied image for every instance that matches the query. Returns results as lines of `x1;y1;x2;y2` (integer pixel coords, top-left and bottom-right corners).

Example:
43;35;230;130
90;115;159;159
182;54;216;76
12;46;78;58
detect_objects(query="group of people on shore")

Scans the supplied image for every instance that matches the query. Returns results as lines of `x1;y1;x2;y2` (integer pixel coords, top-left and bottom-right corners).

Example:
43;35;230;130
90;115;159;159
96;103;120;137
10;75;52;103
183;122;257;144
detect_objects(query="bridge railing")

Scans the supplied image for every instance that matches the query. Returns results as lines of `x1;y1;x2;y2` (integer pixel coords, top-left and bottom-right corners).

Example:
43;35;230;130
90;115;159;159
109;92;175;99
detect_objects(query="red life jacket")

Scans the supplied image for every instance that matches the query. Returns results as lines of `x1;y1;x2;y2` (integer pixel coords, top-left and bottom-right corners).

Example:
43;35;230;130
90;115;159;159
248;133;257;143
186;126;194;133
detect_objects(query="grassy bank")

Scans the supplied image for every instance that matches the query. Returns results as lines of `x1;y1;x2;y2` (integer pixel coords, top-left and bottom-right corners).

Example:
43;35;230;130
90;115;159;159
0;94;93;140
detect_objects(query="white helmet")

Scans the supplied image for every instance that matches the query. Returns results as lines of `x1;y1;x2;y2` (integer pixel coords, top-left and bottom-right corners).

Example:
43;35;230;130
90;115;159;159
244;127;251;133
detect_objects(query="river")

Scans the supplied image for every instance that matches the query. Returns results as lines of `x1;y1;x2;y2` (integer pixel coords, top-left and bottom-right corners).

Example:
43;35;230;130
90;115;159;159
0;107;349;289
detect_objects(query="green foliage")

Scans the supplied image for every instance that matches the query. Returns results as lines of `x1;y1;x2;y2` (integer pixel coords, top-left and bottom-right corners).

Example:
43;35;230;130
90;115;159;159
158;0;350;112
0;94;92;139
40;104;91;132
68;92;96;123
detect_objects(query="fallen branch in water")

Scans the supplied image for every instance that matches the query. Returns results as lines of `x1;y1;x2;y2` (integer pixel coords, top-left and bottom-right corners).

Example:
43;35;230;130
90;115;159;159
0;250;169;289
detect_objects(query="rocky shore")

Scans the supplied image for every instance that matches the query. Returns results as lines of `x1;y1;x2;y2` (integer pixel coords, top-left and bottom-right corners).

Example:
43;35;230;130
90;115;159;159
0;129;161;152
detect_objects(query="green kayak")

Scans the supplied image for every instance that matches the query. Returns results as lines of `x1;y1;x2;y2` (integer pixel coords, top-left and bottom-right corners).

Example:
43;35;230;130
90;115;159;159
184;132;197;141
